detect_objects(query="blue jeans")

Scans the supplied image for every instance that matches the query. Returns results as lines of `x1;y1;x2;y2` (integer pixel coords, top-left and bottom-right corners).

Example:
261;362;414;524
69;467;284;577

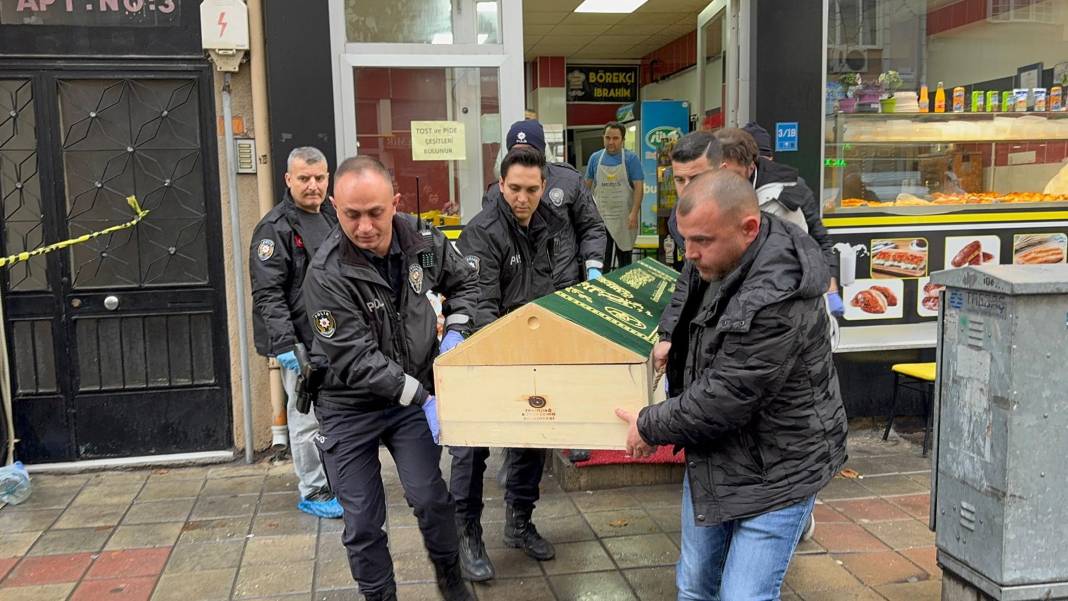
677;474;814;601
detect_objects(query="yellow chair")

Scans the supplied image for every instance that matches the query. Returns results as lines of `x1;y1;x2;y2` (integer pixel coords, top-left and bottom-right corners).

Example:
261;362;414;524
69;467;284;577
882;362;937;457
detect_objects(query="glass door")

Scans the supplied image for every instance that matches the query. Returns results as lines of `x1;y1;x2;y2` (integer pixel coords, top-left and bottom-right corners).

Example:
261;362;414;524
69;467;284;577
329;0;524;223
697;0;750;129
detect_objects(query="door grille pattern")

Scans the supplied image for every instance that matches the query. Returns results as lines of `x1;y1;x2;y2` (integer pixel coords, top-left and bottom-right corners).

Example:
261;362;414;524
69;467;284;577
0;79;48;291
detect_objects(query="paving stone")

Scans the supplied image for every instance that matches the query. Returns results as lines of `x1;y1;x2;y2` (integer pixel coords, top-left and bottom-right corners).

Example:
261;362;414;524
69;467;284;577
875;579;942;601
795;538;826;555
601;533;678;569
191;495;259;520
104;522;183;549
88;472;149;486
0;582;77;601
178;517;251;544
535;514;598;544
233;560;313;598
250;511;319;537
137;480;205;502
242;534;316;565
314;558;353;590
583;508;660;538
828;498;912;523
835;551;929;586
645;505;680;533
486;546;543;578
11;485;81;510
386;504;418;529
27;526;112;555
817;478;874;501
861;520;935;550
146;467;210;481
549;570;638;601
313;589;359;601
316;532;348;563
262;475;300;495
394;583;448;600
0;531;40;558
812;503;851;524
794;587;886;600
30;474;89;487
0;509;62;534
3;552;93;586
887;494;930;521
54;504;128;529
123;499;196;525
623;566;677;601
858;475;928;497
201;476;265;497
811;523;892;553
391;547;435;583
630;484;682;509
70;575;157;600
901;546;941;579
541;540;615;575
784;555;862;593
257;492;302;515
571;490;641;513
164;540;244;573
0;557;16;582
70;483;143;507
86;547;171;579
207;464;269;479
473;576;555;601
152;568;236;601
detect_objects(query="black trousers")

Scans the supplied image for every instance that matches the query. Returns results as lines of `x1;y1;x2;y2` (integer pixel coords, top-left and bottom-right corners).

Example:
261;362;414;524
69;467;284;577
448;446;545;521
315;402;458;596
604;232;634;271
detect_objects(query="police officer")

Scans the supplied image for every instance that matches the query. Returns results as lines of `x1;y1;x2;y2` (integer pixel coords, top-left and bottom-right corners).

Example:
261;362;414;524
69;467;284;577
302;156;478;601
449;146;564;582
493;119;607;288
249;146;343;519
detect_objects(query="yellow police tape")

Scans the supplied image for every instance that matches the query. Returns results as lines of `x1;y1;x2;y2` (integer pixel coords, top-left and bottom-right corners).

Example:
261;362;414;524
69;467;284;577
0;196;149;269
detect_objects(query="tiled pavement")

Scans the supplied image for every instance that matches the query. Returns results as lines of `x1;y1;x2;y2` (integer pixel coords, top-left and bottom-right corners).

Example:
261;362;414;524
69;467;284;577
0;426;939;600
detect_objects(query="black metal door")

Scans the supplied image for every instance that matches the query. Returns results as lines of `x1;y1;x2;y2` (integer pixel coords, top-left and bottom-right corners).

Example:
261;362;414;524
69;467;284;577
0;63;232;462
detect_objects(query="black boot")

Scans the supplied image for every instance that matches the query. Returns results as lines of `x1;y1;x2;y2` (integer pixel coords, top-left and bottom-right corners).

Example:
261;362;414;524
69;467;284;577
361;588;397;601
456;518;495;581
504;504;555;560
434;558;475;601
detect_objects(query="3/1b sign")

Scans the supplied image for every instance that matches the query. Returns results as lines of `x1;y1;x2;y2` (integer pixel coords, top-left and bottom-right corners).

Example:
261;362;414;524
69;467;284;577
775;122;798;152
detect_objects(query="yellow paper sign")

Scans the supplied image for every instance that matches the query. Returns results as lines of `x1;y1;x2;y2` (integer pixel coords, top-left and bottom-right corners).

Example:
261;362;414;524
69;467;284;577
410;121;466;161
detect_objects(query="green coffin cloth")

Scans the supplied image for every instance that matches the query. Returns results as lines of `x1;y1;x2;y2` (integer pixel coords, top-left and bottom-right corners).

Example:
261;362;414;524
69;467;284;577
533;258;680;358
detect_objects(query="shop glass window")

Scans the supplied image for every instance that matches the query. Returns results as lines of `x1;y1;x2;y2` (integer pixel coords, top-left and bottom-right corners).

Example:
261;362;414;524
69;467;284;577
345;0;501;45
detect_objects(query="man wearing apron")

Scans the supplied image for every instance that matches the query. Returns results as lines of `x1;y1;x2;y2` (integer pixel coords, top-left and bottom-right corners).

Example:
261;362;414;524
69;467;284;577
585;121;645;270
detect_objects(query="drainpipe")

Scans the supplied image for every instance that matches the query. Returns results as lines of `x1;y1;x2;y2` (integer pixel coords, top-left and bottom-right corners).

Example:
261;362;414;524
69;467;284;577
0;292;13;465
246;0;287;453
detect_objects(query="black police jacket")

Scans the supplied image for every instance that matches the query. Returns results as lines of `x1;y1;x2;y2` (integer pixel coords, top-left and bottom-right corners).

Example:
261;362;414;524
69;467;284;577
483;162;606;290
459;192;566;329
249;191;338;357
638;214;847;525
301;214;478;410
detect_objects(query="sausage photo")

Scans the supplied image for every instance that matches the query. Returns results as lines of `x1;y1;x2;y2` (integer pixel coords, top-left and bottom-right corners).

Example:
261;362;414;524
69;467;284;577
951;239;982;267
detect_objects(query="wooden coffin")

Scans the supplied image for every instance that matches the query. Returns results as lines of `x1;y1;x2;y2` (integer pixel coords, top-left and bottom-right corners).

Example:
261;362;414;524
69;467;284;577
434;259;678;450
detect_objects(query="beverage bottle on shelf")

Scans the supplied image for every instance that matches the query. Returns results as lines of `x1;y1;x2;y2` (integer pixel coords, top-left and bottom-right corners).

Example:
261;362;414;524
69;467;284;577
952;86;965;112
919;84;929;113
934;82;946;113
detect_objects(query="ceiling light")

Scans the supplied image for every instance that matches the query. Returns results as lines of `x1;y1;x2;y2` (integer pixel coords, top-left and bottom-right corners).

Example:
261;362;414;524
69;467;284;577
575;0;647;13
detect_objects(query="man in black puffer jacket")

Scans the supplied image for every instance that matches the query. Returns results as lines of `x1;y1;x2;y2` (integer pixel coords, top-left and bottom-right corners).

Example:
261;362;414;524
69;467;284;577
616;170;847;600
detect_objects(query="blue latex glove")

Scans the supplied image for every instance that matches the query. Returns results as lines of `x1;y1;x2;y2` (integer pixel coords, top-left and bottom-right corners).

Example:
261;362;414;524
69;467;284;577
439;330;464;355
276;351;299;371
587;267;603;280
827;291;845;317
422;395;441;444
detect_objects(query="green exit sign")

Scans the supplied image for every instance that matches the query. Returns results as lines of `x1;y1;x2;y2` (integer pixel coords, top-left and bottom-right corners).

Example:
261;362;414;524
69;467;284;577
824;158;848;168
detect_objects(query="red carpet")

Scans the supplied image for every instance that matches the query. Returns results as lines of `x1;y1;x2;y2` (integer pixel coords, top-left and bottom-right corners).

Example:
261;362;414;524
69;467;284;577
572;446;685;467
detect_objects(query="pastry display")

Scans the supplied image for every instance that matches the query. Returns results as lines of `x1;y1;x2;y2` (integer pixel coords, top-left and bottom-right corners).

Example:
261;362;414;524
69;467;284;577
840;192;1068;209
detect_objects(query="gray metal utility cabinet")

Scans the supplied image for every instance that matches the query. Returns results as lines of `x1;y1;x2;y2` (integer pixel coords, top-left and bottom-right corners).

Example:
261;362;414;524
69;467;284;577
930;264;1068;601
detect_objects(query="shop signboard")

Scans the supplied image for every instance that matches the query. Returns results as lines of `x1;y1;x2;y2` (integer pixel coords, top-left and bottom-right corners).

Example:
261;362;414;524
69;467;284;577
410;121;466;161
566;65;639;103
0;0;181;26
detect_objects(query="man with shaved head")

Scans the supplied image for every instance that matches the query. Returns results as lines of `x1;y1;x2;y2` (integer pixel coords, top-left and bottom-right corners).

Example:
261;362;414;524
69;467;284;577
615;170;848;600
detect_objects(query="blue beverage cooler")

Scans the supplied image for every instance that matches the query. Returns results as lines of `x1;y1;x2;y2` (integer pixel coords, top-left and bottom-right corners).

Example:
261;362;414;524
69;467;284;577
616;100;690;260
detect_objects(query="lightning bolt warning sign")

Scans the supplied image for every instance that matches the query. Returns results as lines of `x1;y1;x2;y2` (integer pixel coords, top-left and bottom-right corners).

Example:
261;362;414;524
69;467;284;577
200;0;248;51
218;11;228;38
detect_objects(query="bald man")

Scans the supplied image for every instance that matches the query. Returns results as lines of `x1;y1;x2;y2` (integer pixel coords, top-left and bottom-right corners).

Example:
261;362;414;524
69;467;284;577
616;170;848;600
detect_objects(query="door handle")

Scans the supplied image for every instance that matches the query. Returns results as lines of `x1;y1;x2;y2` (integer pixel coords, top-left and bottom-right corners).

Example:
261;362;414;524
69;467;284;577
103;295;120;311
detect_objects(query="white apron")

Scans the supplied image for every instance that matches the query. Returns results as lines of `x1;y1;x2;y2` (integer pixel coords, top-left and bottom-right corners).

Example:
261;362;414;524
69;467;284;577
593;154;638;252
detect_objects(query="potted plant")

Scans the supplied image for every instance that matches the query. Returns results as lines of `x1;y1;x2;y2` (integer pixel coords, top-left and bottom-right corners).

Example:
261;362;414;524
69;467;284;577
879;70;903;113
838;73;861;113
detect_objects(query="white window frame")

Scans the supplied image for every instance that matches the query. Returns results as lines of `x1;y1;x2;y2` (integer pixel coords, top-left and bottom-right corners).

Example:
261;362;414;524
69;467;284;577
328;0;525;221
697;0;750;127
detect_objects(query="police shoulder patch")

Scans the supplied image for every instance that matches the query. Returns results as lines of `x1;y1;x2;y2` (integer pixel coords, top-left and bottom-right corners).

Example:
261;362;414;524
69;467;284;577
465;255;480;276
256;238;275;261
549;187;565;207
313;310;336;338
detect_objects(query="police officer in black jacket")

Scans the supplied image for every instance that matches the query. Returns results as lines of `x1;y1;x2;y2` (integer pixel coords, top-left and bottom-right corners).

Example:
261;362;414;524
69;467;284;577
249;146;342;519
302;156;478;601
493;119;607;288
449;146;565;581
